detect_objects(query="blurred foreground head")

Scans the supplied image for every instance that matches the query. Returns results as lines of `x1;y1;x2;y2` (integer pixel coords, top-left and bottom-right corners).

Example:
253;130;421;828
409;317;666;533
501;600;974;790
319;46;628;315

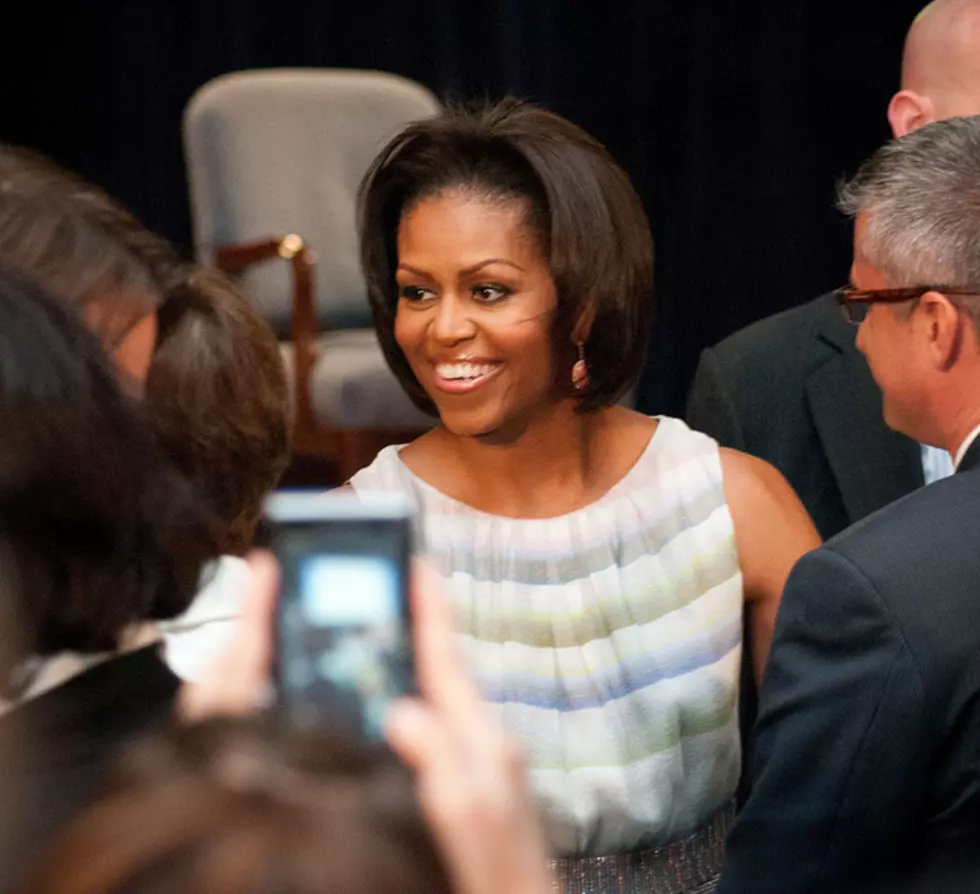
146;266;291;555
19;718;452;894
0;266;216;684
0;145;178;389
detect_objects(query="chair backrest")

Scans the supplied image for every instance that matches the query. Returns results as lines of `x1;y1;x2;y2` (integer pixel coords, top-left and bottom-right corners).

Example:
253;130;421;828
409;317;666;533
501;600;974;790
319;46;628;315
183;69;440;333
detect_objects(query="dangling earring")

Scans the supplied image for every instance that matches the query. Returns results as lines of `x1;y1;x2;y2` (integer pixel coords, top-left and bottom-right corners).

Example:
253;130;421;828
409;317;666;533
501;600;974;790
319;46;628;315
572;342;589;391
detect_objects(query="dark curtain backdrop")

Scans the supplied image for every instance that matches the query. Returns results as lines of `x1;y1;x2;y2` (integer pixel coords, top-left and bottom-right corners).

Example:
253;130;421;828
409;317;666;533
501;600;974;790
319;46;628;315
3;0;922;415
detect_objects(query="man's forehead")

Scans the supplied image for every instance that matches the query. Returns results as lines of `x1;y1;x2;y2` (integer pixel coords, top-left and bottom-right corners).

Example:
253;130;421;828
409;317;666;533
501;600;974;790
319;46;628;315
848;213;891;288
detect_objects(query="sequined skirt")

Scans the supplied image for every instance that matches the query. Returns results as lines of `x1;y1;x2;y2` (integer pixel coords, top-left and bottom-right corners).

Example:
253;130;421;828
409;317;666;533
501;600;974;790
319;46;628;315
549;801;734;894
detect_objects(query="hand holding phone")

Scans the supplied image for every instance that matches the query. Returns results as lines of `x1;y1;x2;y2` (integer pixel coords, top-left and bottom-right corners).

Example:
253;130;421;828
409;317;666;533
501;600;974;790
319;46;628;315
265;492;415;741
178;542;550;894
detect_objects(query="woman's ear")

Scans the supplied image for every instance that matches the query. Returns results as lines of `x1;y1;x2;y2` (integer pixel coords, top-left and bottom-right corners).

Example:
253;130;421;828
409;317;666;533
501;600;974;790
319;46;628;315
570;304;596;346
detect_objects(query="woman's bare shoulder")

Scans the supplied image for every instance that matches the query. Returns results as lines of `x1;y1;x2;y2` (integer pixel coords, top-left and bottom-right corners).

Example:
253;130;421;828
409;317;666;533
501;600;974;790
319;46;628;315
718;447;788;494
718;447;821;584
717;447;815;514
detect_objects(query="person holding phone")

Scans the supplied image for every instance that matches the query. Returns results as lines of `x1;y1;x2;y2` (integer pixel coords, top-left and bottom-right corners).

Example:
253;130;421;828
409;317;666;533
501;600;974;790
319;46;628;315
182;555;554;894
28;557;551;894
348;99;820;892
0;267;217;891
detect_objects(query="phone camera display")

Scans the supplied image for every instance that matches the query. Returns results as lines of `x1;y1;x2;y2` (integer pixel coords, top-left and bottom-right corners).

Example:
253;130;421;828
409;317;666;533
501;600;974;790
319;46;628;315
274;517;412;740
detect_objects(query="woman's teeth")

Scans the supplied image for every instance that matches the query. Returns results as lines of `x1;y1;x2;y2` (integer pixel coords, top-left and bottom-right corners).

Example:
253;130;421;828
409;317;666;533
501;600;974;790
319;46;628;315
436;362;496;381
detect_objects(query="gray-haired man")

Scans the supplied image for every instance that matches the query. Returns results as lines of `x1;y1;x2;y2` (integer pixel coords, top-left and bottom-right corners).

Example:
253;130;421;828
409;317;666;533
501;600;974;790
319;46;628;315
686;0;980;542
719;115;980;893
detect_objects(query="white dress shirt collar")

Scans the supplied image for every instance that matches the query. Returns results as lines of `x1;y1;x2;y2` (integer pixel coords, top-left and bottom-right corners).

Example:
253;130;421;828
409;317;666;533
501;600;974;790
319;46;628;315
953;423;980;470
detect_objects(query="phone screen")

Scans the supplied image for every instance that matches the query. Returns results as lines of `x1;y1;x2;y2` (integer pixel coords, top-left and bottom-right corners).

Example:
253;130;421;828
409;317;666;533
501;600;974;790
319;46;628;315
273;515;413;740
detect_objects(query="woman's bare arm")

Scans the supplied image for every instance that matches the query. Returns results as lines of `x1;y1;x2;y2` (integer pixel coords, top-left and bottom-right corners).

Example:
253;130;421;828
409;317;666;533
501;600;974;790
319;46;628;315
720;448;821;686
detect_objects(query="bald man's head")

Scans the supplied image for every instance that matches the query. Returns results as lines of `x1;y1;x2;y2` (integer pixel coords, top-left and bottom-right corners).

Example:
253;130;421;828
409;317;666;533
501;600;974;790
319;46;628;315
888;0;980;137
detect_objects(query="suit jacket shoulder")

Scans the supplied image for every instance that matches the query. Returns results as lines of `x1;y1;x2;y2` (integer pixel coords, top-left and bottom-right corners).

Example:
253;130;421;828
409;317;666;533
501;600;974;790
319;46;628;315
827;469;980;676
707;292;843;386
722;469;980;893
686;292;923;540
685;295;843;458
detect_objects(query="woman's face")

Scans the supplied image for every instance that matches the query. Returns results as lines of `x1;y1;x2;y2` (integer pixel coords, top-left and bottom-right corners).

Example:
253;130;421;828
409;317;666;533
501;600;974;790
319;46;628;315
394;191;559;440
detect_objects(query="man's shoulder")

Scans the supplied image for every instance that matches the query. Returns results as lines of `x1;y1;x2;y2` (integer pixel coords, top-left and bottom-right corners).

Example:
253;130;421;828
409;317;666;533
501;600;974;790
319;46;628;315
834;469;979;542
710;292;837;368
824;471;980;612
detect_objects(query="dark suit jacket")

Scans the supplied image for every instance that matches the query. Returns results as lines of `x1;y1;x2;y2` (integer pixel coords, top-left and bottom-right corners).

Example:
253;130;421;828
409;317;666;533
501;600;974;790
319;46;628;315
0;645;179;892
685;291;923;541
718;439;980;894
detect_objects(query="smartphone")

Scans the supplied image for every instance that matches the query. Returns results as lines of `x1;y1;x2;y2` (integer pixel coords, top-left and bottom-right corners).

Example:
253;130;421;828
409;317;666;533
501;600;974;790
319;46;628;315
264;491;415;741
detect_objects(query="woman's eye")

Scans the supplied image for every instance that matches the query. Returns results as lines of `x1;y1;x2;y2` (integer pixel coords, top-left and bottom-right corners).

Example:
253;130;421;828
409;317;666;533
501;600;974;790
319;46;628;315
473;284;510;303
399;285;436;302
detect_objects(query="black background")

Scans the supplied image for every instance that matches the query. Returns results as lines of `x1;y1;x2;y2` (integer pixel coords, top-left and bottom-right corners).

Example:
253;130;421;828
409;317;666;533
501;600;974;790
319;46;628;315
2;0;923;414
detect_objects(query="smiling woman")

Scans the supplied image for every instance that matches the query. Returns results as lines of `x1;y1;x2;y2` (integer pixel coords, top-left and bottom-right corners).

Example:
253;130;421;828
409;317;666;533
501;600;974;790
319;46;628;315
352;99;820;893
359;99;651;422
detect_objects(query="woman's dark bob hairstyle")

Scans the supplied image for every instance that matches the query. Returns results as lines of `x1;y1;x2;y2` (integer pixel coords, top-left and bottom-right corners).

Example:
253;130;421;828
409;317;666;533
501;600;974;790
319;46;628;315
358;98;654;414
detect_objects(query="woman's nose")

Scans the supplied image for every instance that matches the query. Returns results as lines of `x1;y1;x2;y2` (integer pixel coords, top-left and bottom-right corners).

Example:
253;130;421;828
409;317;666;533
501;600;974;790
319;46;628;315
429;293;477;344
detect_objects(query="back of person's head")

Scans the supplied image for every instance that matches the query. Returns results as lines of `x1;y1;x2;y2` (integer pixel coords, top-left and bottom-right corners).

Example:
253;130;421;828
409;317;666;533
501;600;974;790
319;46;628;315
890;0;980;136
837;114;980;302
0;265;217;683
0;145;178;351
19;718;453;894
145;266;291;556
358;97;654;415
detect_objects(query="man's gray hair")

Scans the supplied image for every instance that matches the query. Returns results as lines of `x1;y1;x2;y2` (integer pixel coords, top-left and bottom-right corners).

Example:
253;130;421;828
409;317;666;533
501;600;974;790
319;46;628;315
837;114;980;288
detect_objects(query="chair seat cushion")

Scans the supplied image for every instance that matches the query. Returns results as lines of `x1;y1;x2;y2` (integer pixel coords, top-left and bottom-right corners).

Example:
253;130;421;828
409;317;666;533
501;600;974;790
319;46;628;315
281;330;435;429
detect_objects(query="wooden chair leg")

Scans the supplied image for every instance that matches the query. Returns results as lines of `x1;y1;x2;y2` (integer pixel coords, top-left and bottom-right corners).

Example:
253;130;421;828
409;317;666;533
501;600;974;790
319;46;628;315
286;421;340;486
286;424;427;487
291;423;338;462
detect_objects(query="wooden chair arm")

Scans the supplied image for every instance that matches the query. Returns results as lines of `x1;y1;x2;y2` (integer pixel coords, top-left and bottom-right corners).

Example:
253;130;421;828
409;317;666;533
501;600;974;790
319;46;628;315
213;235;320;438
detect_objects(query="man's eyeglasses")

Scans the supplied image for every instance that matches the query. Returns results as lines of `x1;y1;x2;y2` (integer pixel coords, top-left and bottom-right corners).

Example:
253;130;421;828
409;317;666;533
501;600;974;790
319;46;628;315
836;285;980;325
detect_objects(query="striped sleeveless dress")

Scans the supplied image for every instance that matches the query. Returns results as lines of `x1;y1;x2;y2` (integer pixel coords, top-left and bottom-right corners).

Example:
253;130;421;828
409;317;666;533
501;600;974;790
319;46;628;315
350;417;742;893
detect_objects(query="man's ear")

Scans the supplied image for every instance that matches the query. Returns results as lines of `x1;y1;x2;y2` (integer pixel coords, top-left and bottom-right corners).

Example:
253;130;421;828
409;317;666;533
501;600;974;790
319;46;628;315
919;291;963;370
887;89;934;138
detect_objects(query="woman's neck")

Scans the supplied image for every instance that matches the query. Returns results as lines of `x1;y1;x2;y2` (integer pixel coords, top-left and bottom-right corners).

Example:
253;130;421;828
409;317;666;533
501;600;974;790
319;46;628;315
407;403;634;518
